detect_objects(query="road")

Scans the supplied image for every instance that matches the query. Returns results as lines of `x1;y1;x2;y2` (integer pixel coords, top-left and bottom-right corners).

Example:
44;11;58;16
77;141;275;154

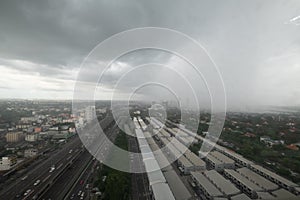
0;136;83;200
64;122;120;200
37;116;118;200
40;149;93;200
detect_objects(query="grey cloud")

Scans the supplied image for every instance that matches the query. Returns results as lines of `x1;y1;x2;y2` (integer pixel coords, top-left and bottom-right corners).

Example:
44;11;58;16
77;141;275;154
0;0;300;108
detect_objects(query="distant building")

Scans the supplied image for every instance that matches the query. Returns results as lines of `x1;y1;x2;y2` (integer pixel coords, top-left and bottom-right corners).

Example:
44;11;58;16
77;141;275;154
24;148;38;158
5;132;24;143
20;116;37;122
25;133;38;142
0;156;17;171
34;127;42;133
85;106;96;122
286;144;299;151
16;123;31;130
260;136;284;147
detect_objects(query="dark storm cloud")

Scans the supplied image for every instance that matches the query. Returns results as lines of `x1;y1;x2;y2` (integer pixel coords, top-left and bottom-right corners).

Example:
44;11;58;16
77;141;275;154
0;0;299;108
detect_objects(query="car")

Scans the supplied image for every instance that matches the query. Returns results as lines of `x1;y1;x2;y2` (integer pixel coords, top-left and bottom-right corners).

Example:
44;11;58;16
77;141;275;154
34;180;40;186
80;180;84;184
23;189;31;196
80;192;85;199
21;175;28;181
77;190;82;196
49;165;55;172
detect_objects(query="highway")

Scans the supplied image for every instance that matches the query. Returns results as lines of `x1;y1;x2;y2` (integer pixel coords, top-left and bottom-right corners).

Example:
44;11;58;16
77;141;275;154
40;150;93;200
0;114;116;200
64;122;120;200
0;136;83;200
37;116;118;200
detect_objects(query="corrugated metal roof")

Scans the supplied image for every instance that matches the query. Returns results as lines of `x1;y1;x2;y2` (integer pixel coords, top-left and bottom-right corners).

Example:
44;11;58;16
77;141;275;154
204;170;240;196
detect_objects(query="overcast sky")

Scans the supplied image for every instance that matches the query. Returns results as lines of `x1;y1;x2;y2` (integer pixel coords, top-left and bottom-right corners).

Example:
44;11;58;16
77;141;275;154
0;0;300;109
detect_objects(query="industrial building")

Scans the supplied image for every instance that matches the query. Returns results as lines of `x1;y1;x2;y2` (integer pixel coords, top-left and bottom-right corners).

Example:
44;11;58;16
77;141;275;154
203;170;240;197
204;154;224;171
177;156;194;175
134;119;175;200
184;151;206;171
145;131;192;200
190;171;223;199
272;188;298;199
209;151;235;169
249;164;298;192
231;193;251;200
237;167;278;191
224;169;262;199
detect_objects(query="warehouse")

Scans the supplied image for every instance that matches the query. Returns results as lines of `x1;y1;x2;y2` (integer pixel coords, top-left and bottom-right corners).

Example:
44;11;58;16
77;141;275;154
224;169;262;199
204;154;224;171
204;170;240;197
163;169;192;200
151;182;175;200
249;164;298;192
237;167;278;191
271;188;297;199
231;193;251;200
256;192;276;199
209;151;235;169
190;172;223;199
218;149;253;167
184;151;206;171
177;156;194;175
134;118;175;200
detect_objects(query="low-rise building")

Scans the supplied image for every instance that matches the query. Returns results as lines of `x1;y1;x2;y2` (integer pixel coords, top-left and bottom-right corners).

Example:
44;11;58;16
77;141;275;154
271;188;297;199
231;193;251;200
224;169;262;199
190;172;223;199
209;151;235;169
185;151;206;171
204;170;240;197
237;167;278;191
177;156;194;175
249;164;298;192
16;123;31;130
0;156;17;171
24;148;38;158
204;154;224;171
25;133;38;142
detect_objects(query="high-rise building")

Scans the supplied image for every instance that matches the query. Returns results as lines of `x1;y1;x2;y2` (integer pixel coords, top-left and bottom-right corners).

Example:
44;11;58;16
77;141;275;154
85;106;96;123
5;132;24;142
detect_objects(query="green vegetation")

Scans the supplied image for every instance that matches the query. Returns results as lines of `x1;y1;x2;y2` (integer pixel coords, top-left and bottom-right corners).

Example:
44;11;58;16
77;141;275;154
95;131;131;200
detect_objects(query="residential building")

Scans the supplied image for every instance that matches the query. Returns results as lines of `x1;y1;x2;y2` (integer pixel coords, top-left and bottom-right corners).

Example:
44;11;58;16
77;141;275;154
5;132;24;142
0;156;17;171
